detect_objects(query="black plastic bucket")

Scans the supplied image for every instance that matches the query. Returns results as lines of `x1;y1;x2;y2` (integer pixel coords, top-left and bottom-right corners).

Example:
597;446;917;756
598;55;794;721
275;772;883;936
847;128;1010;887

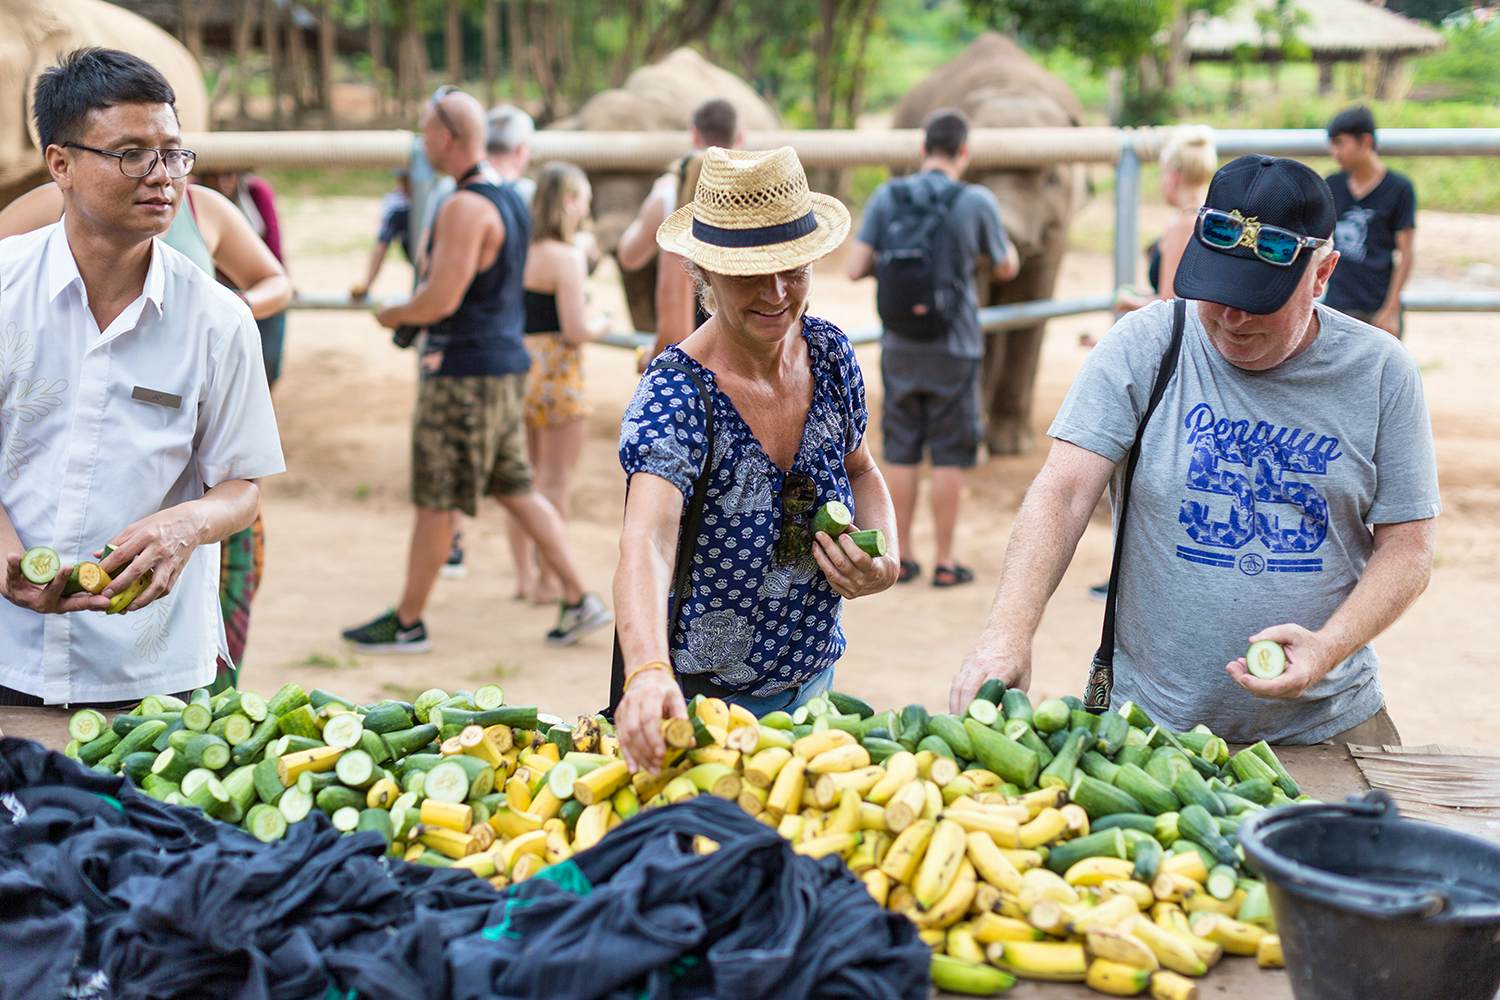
1239;790;1500;1000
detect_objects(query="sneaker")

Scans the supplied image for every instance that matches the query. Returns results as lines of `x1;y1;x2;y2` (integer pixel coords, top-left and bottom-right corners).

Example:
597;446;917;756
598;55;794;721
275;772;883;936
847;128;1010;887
441;532;467;579
1087;581;1110;601
546;592;613;646
342;609;431;654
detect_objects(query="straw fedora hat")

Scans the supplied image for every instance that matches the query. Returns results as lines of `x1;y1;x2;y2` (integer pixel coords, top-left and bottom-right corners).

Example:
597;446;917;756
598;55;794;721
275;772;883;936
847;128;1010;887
656;146;851;276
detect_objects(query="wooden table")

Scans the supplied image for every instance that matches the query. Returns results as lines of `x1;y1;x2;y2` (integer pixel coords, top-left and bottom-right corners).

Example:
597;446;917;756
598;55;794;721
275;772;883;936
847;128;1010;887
2;707;1365;1000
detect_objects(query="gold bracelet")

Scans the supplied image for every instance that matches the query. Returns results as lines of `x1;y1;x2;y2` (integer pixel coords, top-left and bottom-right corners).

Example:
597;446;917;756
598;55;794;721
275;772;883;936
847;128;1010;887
623;660;672;693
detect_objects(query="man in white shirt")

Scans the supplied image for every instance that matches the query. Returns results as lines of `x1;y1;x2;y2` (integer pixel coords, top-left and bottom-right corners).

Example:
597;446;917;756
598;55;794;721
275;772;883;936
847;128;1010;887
0;48;284;706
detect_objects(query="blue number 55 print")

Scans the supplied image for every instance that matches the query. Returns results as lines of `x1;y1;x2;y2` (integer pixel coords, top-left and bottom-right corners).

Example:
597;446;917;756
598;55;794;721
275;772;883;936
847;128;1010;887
1176;403;1337;574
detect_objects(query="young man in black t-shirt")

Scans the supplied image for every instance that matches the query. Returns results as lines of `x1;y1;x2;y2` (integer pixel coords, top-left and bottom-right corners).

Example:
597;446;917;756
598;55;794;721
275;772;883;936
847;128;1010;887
1325;106;1416;338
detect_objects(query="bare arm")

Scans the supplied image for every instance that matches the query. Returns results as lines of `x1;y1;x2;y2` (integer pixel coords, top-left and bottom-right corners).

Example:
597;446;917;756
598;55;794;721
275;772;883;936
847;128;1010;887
555;245;608;347
1228;518;1435;699
617;181;671;272
377;192;490;328
352;241;391;299
846;239;875;281
651;250;696;359
1374;229;1416;336
195;186;292;320
612;473;689;772
992;235;1021;282
949;440;1116;710
0;182;64;239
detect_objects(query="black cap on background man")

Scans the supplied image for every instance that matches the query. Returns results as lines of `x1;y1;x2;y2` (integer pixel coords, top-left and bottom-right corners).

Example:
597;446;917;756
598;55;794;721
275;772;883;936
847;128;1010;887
1174;155;1337;314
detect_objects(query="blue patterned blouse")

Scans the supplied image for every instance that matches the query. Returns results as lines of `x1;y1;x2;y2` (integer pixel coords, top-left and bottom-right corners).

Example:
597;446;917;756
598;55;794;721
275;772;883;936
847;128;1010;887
618;315;869;698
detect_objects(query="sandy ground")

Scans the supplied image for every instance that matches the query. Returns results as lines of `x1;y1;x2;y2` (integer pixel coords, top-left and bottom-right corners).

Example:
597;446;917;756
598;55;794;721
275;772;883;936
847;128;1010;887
243;191;1500;748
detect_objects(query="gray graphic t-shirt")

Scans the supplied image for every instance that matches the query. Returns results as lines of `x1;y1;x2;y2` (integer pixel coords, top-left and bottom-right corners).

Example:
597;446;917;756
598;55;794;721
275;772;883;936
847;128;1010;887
1049;300;1440;743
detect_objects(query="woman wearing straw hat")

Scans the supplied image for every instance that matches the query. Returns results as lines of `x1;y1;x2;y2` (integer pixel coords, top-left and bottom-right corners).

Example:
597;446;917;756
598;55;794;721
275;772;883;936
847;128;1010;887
612;146;900;772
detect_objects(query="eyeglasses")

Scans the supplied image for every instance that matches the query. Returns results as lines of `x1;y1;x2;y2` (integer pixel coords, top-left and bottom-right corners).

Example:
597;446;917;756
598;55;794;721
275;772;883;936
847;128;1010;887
774;473;818;565
1196;207;1328;267
64;143;196;179
430;85;461;135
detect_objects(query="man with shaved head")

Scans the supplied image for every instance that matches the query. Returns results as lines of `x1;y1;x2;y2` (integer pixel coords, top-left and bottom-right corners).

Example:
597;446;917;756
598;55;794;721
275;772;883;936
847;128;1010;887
344;87;611;652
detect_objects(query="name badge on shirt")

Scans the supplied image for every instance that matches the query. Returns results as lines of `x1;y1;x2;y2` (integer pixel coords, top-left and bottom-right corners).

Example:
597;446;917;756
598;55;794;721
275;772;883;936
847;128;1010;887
131;386;183;409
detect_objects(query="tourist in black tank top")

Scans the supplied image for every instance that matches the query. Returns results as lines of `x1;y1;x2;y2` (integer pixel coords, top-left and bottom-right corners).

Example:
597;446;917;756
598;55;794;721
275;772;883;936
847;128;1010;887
347;88;613;654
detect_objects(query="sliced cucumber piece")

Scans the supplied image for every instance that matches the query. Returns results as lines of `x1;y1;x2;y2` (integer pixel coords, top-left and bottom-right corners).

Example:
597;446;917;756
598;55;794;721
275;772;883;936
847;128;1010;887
68;709;108;743
277;785;313;824
322;712;364;750
246;803;288;843
334;748;376;789
423;760;472;803
546;760;578;800
966;698;1000;727
20;546;60;585
331;806;362;832
811;501;852;538
1246;640;1287;680
473;684;504;711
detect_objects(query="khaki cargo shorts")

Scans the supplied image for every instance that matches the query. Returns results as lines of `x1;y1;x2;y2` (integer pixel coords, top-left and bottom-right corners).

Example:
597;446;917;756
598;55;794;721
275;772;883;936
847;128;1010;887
411;373;532;515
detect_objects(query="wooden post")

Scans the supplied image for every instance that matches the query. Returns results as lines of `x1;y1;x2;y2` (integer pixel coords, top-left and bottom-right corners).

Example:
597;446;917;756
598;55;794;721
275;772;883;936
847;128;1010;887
287;7;310;118
1317;58;1335;95
446;0;464;85
317;0;337;125
233;0;255;123
483;0;501;105
262;0;283;128
368;0;388;121
508;0;526;103
177;0;203;61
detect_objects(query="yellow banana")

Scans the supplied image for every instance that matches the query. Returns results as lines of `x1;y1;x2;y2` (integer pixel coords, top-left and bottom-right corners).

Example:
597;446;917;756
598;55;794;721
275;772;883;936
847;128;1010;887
858;801;888;831
736;782;768;816
1059;802;1090;838
806;743;870;775
1000;848;1044;872
1019;866;1080;910
940;776;978;805
823;786;863;836
792;831;862;860
1148;969;1200;1000
929;953;1017;995
812;765;883;807
1086;957;1153;996
1024;899;1074;937
726;702;758;730
912;859;978;929
1152;871;1201;904
693;696;730;733
913;819;967;910
777;813;805;841
1086;928;1160;971
1064;856;1136;887
1067;894;1144;935
866;751;918;805
1256;933;1283;969
879;817;936;883
570;802;614;852
944;924;986;965
921;779;944;820
765;755;806;819
1018;807;1068;848
791;728;853;760
686;745;739;769
970;911;1046;944
985;939;1089;982
1017;786;1065;819
1099;878;1156;910
1160;851;1209;885
1157;909;1224;968
861;868;890;907
965;830;1024;895
961;768;1002;790
1188;913;1265;956
846;831;878;873
917;927;946;949
971;880;1001;916
1183;887;1244;917
1125;916;1209;977
743;747;791;788
883;779;928;833
942;806;1021;847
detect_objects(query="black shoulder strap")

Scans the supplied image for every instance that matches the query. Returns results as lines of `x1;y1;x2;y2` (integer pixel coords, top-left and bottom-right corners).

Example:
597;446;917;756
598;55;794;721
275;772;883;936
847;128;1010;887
1085;298;1187;713
607;356;717;714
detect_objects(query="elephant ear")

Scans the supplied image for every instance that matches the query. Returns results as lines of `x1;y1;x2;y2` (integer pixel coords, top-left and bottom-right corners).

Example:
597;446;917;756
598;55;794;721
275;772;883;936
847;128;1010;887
893;31;1084;130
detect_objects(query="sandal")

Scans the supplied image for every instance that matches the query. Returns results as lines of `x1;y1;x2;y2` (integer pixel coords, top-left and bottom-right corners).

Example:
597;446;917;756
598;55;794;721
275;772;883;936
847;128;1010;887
897;559;921;584
932;564;975;588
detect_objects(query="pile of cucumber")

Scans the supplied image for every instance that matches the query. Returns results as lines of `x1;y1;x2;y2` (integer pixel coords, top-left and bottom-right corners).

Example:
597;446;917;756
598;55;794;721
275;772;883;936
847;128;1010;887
792;683;1305;896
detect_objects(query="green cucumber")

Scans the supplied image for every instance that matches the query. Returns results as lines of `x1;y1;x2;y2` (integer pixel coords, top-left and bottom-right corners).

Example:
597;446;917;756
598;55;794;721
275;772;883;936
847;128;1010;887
176;732;230;770
397;752;445;776
926;714;974;760
213;689;268;723
975;679;1006;704
998;689;1033;726
150;747;193;783
359;729;393;765
1092;711;1129;756
252;757;286;805
964;698;999;727
847;529;886;558
356;808;394;847
1044;727;1071;755
1115;745;1153;770
760;710;795;731
277;785;313;824
917;734;957;761
78;730;122;766
1002;719;1054;768
68;709;108;744
1032;698;1070;733
315;785;367;815
1207;864;1239;900
361;701;415;734
1132;835;1164;883
1078;750;1121;784
861;737;905;764
121;751;156;783
264;682;310;719
1112;763;1179;816
180;689;213;732
246;803;289;842
309;688;357;711
112;712;180;737
1170;838;1218;873
1068;772;1145;820
116;719;168;758
1245;639;1286;679
897;704;930;749
1227;777;1274;805
430;705;538;733
1091;812;1158;834
811;501;852;538
19;545;60;584
827;691;874;719
216;764;258;823
1037;728;1091;789
382;724;440;759
1117;700;1155;730
1237;881;1275;930
472;684;504;711
411;688;449;724
334;749;376;789
1246;741;1301;798
1045;828;1128;873
1154;812;1180;847
1171;767;1226;817
298;770;340;796
964;718;1040;789
231;716;282;766
322;712;365;750
208;713;254;747
1177;804;1239;867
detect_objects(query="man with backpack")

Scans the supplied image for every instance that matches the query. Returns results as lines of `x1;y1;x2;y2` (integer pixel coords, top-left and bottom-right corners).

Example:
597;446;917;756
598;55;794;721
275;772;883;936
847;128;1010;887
847;109;1018;587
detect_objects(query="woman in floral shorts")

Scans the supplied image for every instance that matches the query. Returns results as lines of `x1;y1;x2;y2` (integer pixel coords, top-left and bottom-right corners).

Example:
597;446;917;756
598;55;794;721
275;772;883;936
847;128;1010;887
507;163;609;601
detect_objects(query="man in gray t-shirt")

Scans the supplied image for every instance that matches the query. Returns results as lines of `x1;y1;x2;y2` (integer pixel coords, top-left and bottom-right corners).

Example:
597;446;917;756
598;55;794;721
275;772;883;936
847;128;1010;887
847;109;1018;589
951;155;1439;745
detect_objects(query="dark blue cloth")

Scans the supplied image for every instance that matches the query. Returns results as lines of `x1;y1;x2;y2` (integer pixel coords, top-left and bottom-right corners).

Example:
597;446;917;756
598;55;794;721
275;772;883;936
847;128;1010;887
1324;170;1416;314
618;316;869;698
424;179;532;378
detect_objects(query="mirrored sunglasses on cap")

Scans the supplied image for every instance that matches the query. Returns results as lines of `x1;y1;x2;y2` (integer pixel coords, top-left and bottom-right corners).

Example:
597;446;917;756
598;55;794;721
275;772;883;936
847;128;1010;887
1196;207;1329;267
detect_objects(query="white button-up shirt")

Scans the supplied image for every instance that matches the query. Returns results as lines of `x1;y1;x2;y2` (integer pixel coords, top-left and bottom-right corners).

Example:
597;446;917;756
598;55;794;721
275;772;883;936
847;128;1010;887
0;222;285;703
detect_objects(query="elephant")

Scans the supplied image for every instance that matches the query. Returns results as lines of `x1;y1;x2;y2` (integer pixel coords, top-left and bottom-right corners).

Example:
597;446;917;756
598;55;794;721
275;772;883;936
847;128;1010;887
0;0;208;208
893;32;1086;455
557;47;778;333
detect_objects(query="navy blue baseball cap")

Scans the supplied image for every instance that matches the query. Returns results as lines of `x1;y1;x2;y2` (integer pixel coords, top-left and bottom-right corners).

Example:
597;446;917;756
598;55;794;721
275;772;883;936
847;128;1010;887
1174;155;1337;314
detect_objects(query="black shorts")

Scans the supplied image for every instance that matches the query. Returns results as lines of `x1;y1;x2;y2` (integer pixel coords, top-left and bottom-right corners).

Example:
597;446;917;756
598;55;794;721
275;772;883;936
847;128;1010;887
880;349;982;467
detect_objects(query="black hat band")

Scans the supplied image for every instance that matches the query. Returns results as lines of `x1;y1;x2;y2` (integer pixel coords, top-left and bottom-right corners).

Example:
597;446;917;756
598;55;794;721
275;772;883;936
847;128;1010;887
691;210;818;248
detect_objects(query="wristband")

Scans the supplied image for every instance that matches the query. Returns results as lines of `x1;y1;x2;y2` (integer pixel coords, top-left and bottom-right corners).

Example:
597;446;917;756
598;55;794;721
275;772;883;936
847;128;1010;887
624;660;672;693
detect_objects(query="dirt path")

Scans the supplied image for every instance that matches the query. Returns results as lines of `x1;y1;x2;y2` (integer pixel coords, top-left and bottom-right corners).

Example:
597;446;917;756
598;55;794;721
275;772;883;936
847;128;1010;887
244;191;1500;747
